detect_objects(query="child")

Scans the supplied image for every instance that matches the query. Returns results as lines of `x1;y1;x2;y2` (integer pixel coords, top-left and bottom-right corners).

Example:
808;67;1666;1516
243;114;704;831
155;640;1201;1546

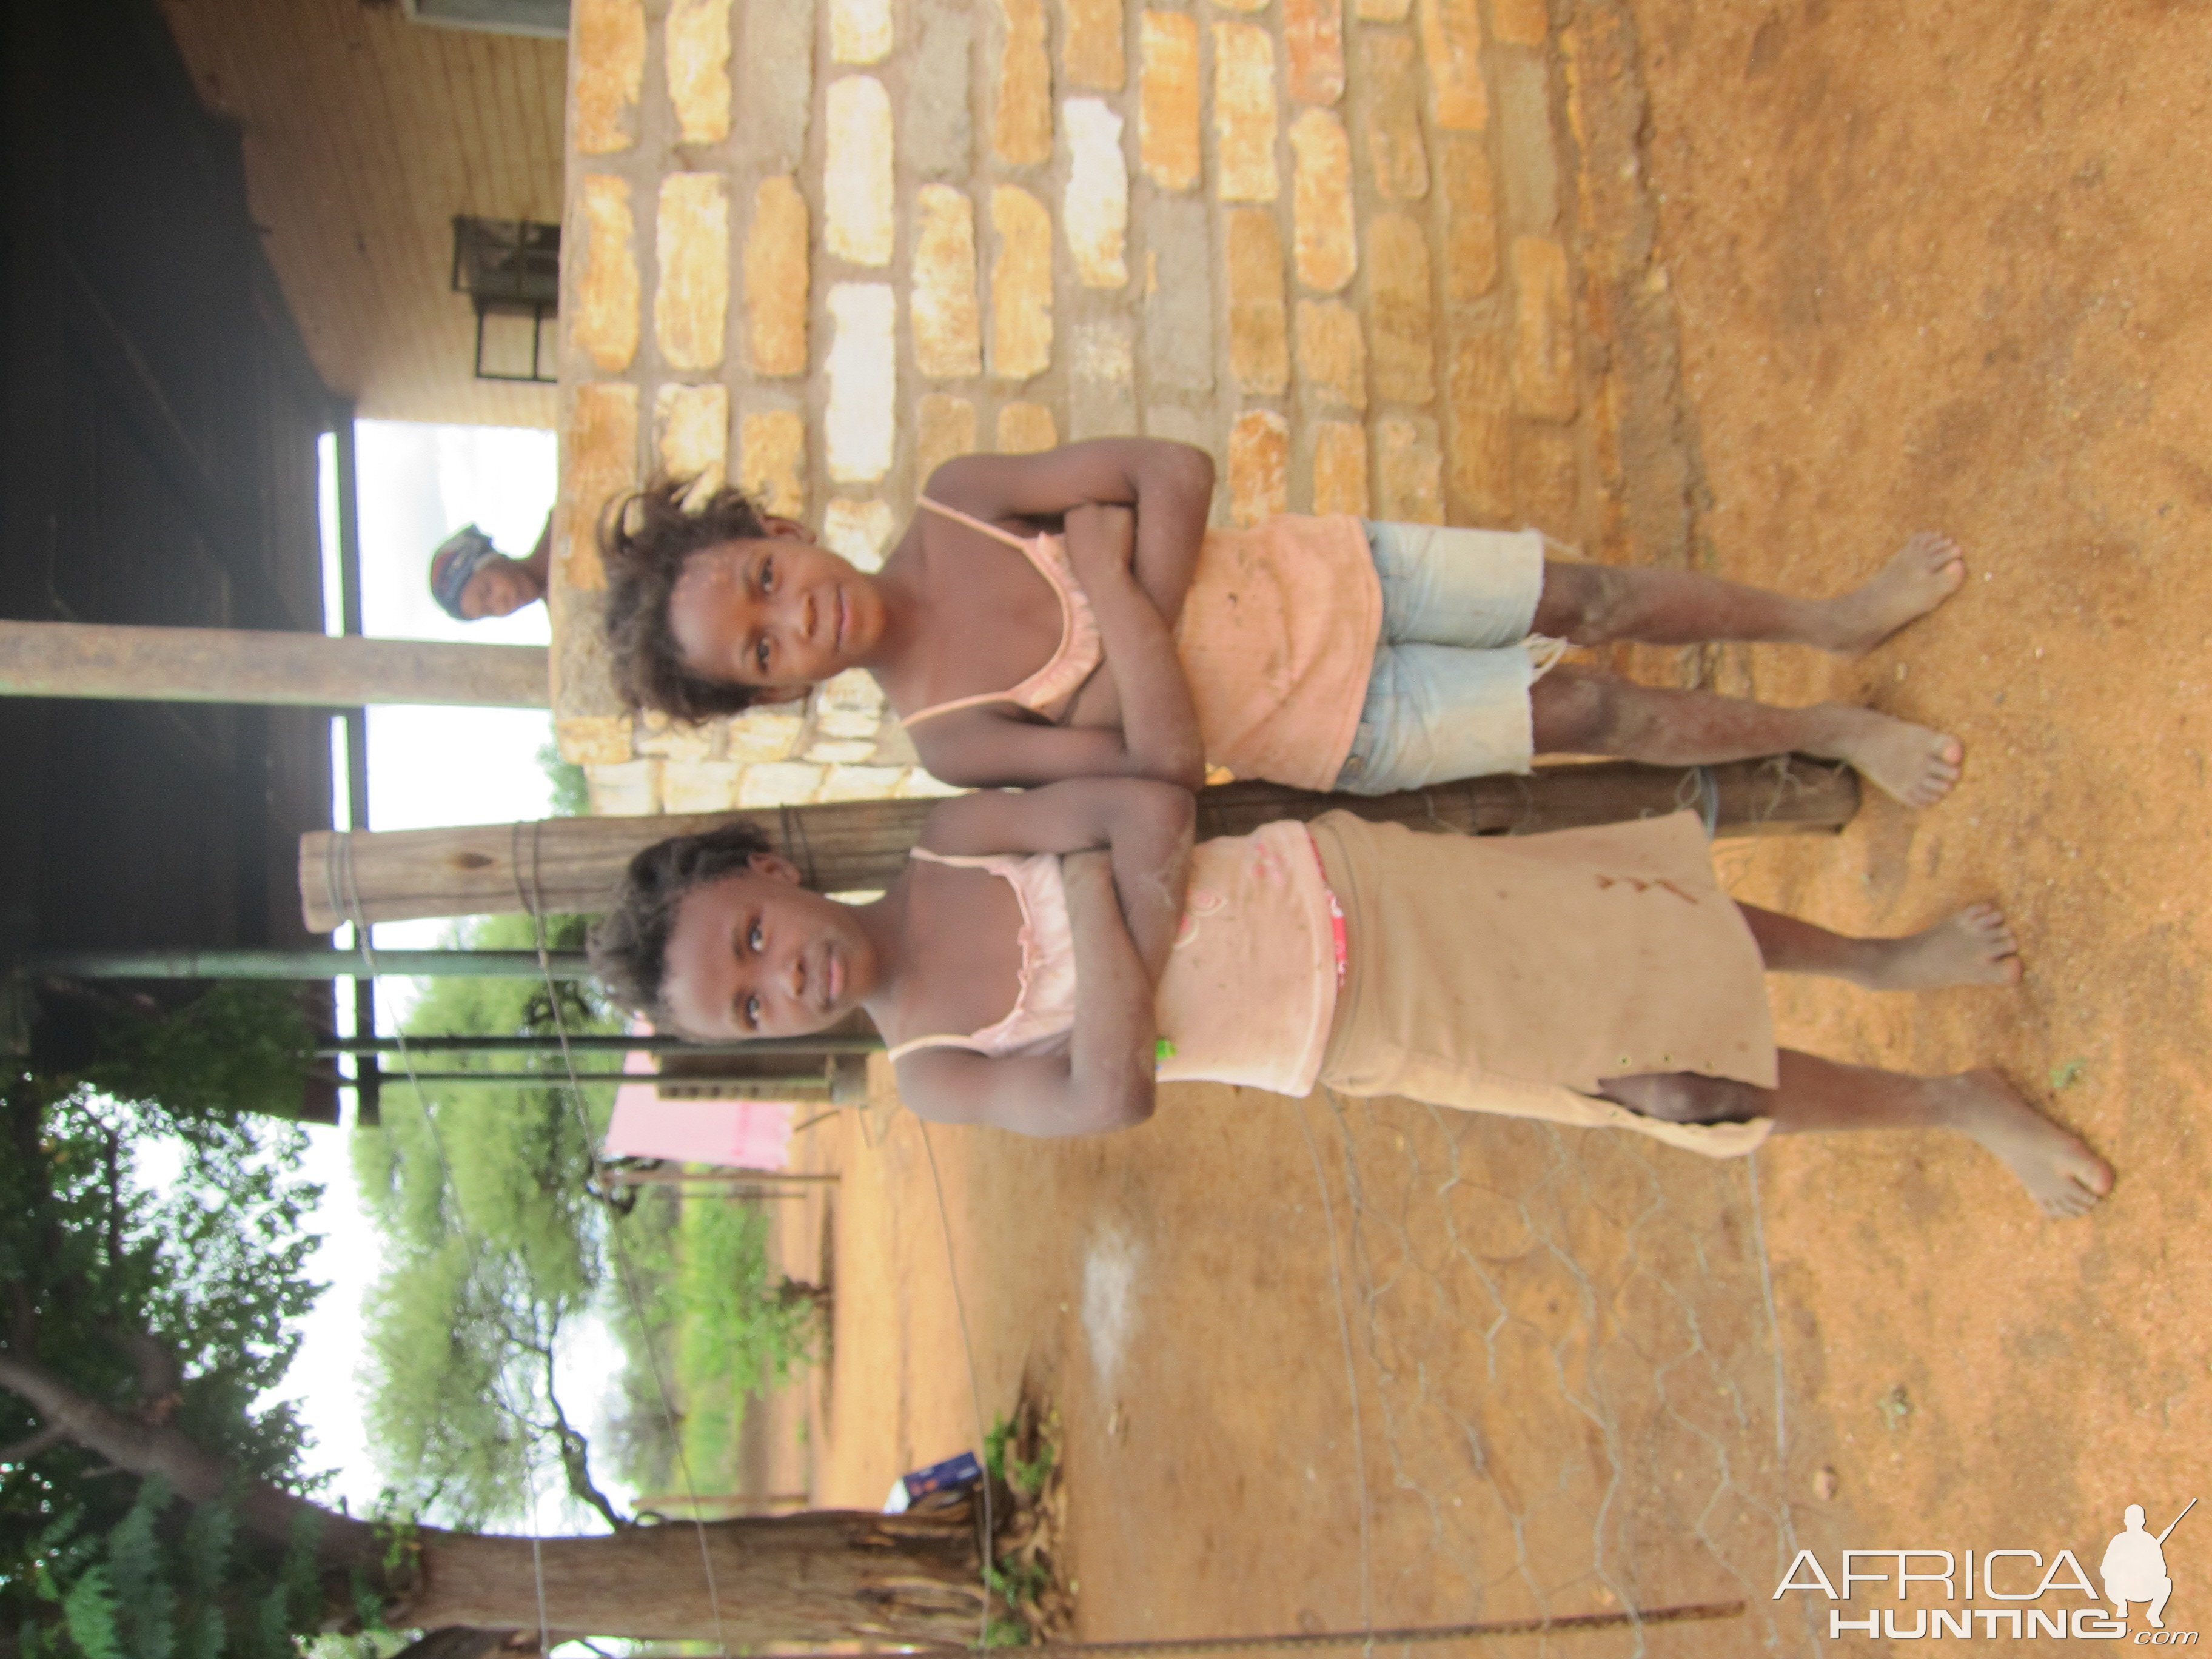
586;778;2111;1219
600;441;1967;806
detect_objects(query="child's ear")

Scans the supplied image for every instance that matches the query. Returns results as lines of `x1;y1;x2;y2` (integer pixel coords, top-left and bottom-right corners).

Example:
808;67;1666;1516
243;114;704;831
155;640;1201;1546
747;850;805;884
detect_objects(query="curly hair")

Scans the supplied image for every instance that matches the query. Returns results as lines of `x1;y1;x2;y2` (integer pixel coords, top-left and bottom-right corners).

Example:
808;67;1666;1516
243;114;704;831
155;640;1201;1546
587;822;776;1021
600;475;776;722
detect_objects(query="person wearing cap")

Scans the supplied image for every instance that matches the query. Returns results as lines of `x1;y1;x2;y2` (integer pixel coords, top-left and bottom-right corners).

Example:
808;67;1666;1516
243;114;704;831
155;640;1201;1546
429;512;553;621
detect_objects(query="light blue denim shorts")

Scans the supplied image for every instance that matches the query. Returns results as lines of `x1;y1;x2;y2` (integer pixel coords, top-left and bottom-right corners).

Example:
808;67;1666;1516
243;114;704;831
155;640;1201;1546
1333;521;1547;795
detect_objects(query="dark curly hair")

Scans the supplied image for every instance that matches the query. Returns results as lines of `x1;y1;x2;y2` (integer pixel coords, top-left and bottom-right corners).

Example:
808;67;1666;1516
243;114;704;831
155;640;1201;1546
587;822;776;1022
601;475;777;722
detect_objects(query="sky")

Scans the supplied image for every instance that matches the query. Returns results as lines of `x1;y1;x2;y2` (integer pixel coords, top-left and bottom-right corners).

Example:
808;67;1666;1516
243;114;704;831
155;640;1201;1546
278;420;620;1524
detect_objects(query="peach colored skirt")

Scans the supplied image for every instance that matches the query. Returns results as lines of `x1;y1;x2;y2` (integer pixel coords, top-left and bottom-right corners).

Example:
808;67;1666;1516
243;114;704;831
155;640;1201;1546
1309;810;1776;1159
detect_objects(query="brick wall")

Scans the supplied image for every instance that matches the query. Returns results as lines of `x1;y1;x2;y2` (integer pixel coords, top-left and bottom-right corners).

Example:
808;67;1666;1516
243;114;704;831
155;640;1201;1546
549;0;1674;814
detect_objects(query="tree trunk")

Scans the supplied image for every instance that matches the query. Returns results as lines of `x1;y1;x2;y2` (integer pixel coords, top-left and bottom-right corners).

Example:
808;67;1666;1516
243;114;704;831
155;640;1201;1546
402;1509;983;1643
300;755;1858;932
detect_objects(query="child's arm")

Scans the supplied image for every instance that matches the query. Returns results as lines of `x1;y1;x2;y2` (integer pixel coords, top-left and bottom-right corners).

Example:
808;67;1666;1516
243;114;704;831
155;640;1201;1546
895;851;1159;1136
919;504;1205;791
899;781;1196;1135
925;438;1215;624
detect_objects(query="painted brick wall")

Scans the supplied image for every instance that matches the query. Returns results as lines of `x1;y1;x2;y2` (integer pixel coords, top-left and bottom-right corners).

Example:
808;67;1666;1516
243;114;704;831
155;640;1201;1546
550;0;1660;814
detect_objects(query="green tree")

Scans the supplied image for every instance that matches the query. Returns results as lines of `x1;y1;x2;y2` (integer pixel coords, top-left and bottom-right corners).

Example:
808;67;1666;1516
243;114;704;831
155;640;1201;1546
352;914;629;1531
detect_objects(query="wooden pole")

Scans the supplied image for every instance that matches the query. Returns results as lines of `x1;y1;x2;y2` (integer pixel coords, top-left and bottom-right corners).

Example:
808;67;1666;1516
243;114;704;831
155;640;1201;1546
23;947;588;979
300;756;1857;933
0;619;548;708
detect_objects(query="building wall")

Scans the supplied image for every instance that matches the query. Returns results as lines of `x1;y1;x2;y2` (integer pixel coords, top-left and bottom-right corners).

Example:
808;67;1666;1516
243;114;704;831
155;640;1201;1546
158;0;566;427
547;0;1683;813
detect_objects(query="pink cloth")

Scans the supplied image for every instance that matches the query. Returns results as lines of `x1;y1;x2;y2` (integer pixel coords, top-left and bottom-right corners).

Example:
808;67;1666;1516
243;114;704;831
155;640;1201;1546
602;1035;796;1168
886;847;1079;1060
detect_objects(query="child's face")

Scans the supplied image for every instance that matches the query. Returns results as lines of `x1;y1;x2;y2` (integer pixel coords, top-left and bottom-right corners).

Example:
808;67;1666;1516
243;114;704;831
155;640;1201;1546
460;554;543;619
659;856;878;1041
668;522;885;699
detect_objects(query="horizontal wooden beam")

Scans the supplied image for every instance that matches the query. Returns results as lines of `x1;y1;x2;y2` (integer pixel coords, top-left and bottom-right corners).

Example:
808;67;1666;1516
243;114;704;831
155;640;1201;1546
300;756;1858;934
0;621;548;708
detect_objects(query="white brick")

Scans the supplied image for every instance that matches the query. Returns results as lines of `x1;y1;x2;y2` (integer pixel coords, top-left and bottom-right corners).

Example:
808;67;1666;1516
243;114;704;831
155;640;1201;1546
807;739;883;764
821;498;898;569
826;283;898;482
820;667;889;714
818;763;910;800
831;0;894;62
825;77;896;266
1064;98;1130;288
893;767;967;798
737;762;826;807
660;760;745;813
586;759;662;816
725;708;808;763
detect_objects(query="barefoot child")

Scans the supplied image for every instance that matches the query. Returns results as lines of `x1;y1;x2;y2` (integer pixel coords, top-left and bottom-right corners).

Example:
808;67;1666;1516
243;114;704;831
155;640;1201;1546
600;440;1968;806
586;780;2111;1218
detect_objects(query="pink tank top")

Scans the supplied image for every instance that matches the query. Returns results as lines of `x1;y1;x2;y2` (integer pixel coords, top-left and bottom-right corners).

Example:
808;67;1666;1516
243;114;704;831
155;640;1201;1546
885;846;1079;1061
1174;515;1382;791
898;497;1104;728
886;825;1342;1099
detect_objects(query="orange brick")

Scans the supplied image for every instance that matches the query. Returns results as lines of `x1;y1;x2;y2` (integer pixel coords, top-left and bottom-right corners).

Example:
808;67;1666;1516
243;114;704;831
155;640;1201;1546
1290;108;1355;293
1284;0;1345;104
556;716;637;766
560;383;640;591
1361;32;1430;201
994;0;1053;164
990;185;1054;380
912;185;983;378
1513;422;1578;532
1228;411;1290;526
1139;12;1202;190
1295;300;1366;409
571;175;640;372
655;383;729;492
1420;0;1489;130
655;173;729;371
740;408;808;517
1062;0;1126;89
665;0;732;143
998;401;1060;453
1375;416;1444;523
1510;235;1577;420
1365;212;1436;404
1491;0;1549;45
1439;134;1500;301
1213;22;1280;202
1446;329;1512;519
917;394;980;481
573;0;645;153
1310;420;1370;515
1225;209;1289;396
745;177;809;376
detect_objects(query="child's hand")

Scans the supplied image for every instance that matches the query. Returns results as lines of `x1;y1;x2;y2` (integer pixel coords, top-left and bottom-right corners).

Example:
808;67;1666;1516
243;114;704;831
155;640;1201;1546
1063;501;1137;582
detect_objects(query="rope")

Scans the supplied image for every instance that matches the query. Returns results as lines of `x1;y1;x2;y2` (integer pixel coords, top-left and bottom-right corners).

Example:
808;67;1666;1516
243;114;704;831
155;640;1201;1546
919;1120;999;1645
508;817;737;1658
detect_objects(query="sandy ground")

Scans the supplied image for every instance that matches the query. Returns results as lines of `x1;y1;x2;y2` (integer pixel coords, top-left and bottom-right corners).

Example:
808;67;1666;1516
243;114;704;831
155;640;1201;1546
738;5;2212;1655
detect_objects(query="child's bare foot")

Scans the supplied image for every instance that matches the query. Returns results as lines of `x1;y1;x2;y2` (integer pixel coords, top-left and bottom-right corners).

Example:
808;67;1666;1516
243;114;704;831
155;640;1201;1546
1823;532;1967;655
1942;1070;2112;1218
1862;904;2022;990
1822;705;1963;808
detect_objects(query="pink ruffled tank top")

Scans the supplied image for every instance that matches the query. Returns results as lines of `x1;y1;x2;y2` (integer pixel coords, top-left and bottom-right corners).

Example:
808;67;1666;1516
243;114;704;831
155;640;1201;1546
898;497;1104;728
885;825;1342;1099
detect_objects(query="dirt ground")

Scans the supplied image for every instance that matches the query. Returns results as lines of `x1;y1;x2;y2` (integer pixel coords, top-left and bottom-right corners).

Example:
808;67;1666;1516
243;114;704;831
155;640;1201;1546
759;5;2212;1654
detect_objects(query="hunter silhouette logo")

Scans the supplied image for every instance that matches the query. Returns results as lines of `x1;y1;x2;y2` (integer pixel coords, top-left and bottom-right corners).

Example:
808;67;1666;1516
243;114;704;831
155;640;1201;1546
2105;1500;2192;1632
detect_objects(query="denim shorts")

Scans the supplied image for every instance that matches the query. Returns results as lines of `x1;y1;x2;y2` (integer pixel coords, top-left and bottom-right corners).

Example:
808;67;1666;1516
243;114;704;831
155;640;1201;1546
1333;521;1547;795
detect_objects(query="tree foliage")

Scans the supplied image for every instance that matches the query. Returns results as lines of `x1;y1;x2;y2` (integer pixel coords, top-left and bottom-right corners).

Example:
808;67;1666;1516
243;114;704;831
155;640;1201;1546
352;914;629;1532
0;986;332;1658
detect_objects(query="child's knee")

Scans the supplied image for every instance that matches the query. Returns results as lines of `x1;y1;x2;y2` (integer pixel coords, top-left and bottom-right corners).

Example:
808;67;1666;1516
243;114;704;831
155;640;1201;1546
1544;561;1634;643
1598;1071;1760;1126
1530;668;1640;754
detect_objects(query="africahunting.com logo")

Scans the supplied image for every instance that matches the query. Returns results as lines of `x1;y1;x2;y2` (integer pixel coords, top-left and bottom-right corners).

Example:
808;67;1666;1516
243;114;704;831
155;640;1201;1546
1775;1499;2196;1643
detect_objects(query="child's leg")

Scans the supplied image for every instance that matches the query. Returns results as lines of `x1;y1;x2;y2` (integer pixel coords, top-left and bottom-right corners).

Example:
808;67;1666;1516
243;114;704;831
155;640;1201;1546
1530;663;1963;809
1596;1056;2112;1218
1735;900;2022;990
1533;532;1966;657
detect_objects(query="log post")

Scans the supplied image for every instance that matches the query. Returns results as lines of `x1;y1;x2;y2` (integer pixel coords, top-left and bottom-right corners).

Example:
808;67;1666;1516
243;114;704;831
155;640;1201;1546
0;620;548;708
301;756;1856;934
